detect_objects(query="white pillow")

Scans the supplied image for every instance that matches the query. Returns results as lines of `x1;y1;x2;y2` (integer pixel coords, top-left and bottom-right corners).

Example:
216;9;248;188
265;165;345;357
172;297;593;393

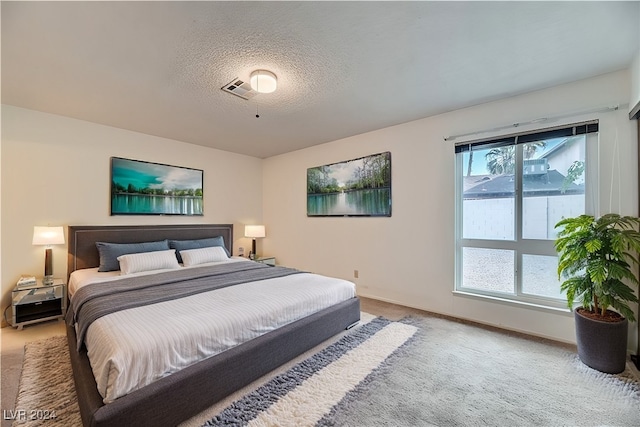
180;246;229;267
117;249;180;275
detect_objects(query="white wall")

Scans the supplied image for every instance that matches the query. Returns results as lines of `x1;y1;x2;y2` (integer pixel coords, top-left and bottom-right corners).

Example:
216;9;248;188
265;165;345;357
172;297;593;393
630;5;640;114
2;70;637;347
262;70;639;351
632;53;640;114
1;106;263;320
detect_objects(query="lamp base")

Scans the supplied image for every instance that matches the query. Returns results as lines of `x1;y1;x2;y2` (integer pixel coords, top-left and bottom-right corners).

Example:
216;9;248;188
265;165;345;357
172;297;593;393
44;247;53;284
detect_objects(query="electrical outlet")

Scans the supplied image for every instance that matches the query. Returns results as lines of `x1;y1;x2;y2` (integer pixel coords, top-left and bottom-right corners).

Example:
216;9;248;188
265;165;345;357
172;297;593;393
238;247;244;256
354;270;359;279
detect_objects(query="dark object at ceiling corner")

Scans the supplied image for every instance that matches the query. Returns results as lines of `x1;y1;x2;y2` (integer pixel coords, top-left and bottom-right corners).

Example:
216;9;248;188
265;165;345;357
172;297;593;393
630;100;640;120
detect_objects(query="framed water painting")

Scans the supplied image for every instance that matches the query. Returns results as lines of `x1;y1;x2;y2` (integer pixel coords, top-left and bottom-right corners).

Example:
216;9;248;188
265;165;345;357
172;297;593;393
307;152;391;217
111;157;203;215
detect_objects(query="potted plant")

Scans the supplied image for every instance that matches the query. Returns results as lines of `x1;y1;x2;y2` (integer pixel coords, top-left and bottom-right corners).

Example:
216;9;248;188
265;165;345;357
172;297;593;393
555;213;640;374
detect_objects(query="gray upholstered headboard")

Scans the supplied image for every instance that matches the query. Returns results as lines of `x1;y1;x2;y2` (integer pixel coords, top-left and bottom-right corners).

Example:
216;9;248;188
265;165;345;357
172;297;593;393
67;224;233;277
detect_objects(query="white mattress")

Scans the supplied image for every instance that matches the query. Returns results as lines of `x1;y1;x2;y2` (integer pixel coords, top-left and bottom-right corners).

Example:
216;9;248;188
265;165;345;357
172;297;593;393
70;259;356;403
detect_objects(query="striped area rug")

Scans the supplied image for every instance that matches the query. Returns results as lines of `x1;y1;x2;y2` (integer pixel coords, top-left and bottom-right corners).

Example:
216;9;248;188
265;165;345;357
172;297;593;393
202;315;417;427
10;314;415;427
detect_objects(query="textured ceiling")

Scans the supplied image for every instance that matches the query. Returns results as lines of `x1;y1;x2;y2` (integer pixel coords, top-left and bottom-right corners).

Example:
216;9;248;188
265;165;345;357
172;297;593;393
2;1;639;158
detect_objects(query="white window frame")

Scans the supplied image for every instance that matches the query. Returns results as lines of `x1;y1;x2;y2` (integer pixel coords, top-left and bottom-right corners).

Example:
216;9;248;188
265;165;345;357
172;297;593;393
454;123;599;309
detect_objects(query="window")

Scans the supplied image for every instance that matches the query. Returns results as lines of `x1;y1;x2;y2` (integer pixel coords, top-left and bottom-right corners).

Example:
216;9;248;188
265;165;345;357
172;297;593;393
455;122;598;307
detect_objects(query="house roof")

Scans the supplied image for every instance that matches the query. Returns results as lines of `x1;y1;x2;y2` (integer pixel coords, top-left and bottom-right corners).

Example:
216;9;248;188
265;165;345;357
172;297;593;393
464;170;584;199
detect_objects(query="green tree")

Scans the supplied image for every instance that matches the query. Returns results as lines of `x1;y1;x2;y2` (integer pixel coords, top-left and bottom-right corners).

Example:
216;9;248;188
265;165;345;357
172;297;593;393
485;147;516;174
307;168;323;194
485;141;546;175
112;181;126;194
561;160;585;193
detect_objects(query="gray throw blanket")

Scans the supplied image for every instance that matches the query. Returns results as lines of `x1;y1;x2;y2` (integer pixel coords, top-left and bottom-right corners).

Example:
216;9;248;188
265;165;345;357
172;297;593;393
68;262;303;350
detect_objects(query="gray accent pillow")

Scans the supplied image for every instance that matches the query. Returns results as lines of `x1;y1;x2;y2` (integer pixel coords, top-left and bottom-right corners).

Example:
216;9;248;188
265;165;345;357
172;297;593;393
169;237;230;263
96;240;170;272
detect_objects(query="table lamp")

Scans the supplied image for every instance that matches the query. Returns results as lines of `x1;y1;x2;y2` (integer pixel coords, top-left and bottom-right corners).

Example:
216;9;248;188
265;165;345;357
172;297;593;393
32;226;65;285
244;225;265;260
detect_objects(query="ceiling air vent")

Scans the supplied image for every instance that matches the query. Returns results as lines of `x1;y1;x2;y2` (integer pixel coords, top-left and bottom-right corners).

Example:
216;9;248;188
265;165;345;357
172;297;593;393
221;78;257;100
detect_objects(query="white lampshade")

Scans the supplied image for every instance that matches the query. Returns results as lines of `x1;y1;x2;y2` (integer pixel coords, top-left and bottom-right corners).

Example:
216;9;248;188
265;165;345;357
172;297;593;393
32;226;65;246
250;70;277;94
245;225;266;239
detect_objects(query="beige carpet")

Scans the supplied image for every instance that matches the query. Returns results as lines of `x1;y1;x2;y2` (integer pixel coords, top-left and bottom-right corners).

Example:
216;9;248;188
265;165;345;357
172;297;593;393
1;349;27;427
7;312;640;427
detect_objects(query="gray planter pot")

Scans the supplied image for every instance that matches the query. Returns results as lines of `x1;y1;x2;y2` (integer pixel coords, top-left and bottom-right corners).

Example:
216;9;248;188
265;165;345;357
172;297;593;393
574;309;628;374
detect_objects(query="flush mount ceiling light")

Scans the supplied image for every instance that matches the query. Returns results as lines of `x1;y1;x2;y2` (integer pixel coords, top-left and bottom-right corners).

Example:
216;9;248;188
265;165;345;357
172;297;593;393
250;70;277;94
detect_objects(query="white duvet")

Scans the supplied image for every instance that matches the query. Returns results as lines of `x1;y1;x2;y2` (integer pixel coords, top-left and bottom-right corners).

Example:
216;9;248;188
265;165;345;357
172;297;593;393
70;259;356;403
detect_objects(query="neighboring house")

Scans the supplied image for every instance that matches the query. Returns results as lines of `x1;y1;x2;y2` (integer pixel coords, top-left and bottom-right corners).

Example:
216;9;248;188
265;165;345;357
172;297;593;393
541;137;586;185
463;138;585;240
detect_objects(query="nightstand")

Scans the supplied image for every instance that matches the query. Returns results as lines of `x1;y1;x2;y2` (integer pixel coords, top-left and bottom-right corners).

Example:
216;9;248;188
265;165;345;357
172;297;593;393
12;279;66;330
254;256;276;266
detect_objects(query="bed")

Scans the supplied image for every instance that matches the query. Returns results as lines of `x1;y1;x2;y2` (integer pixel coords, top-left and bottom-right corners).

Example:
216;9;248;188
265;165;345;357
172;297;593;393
65;224;361;427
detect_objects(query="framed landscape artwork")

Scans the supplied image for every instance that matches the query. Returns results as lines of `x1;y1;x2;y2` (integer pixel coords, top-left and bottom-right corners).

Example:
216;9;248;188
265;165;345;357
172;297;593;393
110;157;203;215
307;151;391;217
